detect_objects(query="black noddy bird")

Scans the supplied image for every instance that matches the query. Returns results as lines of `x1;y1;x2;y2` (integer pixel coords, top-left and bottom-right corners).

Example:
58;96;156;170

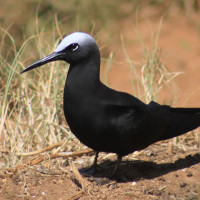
21;32;200;174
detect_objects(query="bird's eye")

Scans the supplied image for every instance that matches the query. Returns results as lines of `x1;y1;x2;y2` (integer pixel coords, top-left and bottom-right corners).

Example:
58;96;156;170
68;43;79;52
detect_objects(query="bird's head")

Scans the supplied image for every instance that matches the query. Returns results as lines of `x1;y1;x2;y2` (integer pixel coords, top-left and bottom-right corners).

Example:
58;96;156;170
20;32;99;74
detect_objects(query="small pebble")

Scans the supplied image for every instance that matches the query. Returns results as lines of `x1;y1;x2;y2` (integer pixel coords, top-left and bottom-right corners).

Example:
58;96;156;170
187;172;193;177
131;181;136;186
146;150;154;157
111;182;118;189
180;182;187;188
158;177;166;182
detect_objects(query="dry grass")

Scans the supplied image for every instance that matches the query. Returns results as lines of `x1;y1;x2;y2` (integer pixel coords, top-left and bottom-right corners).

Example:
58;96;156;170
0;14;200;171
0;24;76;168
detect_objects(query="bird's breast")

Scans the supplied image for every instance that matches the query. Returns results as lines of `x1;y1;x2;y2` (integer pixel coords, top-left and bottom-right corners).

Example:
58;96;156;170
63;87;102;144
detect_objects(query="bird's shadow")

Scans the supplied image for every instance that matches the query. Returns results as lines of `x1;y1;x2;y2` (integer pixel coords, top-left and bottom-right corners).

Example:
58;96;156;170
80;153;200;182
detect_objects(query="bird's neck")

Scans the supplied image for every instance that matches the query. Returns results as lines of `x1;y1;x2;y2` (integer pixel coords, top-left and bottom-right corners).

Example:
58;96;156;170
65;55;101;94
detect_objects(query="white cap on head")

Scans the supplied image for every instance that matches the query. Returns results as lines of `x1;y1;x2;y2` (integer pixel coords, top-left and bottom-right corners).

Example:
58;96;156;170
55;32;96;52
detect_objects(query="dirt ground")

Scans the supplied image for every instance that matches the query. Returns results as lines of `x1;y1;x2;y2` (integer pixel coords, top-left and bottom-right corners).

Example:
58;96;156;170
1;7;200;200
1;140;200;200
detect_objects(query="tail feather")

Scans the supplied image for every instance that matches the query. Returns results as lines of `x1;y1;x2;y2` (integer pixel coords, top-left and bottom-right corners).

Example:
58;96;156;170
158;107;200;141
170;107;200;115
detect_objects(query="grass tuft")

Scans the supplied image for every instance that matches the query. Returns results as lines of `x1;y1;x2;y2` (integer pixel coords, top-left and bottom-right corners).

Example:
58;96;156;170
0;16;198;169
0;23;75;168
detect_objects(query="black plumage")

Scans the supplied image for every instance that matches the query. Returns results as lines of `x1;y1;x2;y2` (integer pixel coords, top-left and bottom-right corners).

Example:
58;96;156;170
21;32;200;174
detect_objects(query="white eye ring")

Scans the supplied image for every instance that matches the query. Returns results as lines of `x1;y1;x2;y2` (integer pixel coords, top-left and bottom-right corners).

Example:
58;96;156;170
72;45;79;51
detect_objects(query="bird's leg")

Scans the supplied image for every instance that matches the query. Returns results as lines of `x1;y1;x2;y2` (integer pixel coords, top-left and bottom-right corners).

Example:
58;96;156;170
111;155;122;176
79;151;100;175
91;151;99;168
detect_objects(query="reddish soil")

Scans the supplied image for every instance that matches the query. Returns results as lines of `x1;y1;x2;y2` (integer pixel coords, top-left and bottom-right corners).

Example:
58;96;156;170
1;141;200;200
1;7;200;200
103;7;200;107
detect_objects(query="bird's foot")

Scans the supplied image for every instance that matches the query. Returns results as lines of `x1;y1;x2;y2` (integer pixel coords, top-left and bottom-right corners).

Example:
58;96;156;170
79;164;103;176
108;155;122;179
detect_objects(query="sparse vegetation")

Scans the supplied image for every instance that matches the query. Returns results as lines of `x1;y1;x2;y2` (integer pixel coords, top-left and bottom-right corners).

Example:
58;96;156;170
0;0;199;168
0;1;200;199
0;18;178;169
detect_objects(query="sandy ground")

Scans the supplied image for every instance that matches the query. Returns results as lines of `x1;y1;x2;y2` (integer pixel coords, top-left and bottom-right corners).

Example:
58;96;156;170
1;7;200;200
1;140;200;200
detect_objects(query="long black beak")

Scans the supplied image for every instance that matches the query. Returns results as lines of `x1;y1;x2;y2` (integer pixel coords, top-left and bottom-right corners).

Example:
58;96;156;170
20;52;63;74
